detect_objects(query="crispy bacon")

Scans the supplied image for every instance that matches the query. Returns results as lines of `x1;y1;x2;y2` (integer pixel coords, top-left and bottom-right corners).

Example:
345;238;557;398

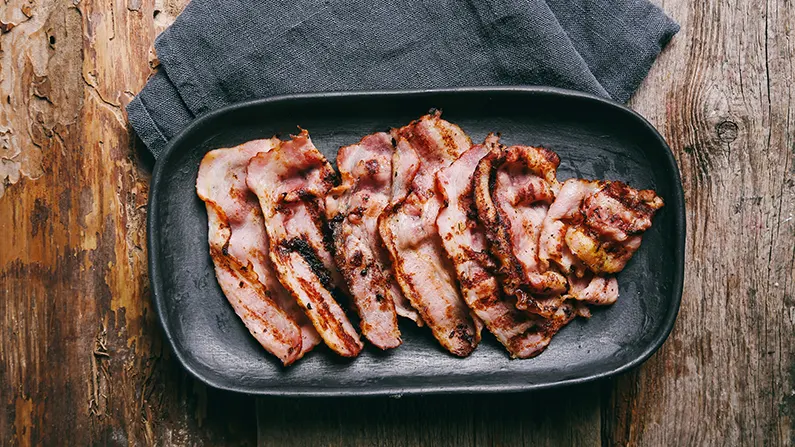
247;130;363;357
567;272;619;306
473;143;568;317
196;139;320;365
325;133;402;349
540;300;590;338
539;179;599;275
539;178;663;275
382;131;425;326
199;114;664;362
437;134;555;358
571;181;664;273
378;111;481;357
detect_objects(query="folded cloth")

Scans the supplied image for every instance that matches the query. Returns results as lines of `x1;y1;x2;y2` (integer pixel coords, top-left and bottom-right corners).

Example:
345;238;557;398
127;0;679;157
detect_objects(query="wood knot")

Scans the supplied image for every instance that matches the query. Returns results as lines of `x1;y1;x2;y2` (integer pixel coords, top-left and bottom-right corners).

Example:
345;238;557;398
716;120;739;143
30;198;51;237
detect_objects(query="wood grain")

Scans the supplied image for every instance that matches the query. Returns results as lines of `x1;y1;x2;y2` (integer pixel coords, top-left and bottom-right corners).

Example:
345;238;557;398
603;0;795;444
257;386;601;447
0;0;255;445
0;0;792;445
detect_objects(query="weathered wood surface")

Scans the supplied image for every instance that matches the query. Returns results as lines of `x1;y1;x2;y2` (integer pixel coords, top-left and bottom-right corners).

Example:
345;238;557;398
0;0;256;445
0;0;792;445
257;387;601;447
602;0;794;444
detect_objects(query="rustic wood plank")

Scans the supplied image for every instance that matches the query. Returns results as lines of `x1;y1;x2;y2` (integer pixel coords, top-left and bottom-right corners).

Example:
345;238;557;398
2;0;793;444
603;0;795;444
0;0;255;445
257;386;600;447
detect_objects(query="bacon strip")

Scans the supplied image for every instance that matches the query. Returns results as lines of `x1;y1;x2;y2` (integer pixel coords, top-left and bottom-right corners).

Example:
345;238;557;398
325;133;402;349
436;134;555;358
384;132;425;326
378;111;481;357
385;265;423;326
247;131;363;357
567;272;619;306
537;300;590;342
569;180;664;273
539;179;600;275
473;144;568;317
539;178;662;305
196;139;320;365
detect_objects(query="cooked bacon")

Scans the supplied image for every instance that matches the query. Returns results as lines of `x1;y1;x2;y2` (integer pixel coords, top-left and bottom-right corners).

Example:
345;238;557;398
537;179;618;306
567;272;619;306
533;301;580;346
437;134;555;358
390;135;421;205
539;179;599;275
378;111;481;357
583;181;664;241
196;139;320;365
325;133;402;349
385;264;423;326
486;300;589;359
540;178;663;275
473;143;568;317
383;133;425;326
247;130;364;357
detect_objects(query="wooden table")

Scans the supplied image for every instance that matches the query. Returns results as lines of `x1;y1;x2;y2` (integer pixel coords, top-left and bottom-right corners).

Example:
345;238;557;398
1;0;792;445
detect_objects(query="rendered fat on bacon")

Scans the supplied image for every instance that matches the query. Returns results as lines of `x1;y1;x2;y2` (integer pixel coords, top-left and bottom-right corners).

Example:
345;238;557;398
378;111;482;357
436;134;558;358
247;131;364;357
196;139;320;365
325;132;403;349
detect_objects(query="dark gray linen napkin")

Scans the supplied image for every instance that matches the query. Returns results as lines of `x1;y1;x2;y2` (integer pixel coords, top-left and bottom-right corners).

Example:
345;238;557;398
128;0;679;157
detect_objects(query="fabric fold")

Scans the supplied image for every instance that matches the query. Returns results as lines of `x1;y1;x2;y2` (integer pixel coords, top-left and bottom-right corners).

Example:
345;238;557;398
544;0;679;102
127;0;679;157
127;70;195;156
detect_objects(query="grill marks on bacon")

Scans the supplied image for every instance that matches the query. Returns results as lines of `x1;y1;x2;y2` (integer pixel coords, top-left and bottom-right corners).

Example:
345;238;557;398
199;115;664;363
539;178;663;305
379;111;481;357
567;272;619;306
325;133;402;349
247;131;363;357
196;139;320;365
473;143;568;317
436;134;555;358
569;180;664;274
